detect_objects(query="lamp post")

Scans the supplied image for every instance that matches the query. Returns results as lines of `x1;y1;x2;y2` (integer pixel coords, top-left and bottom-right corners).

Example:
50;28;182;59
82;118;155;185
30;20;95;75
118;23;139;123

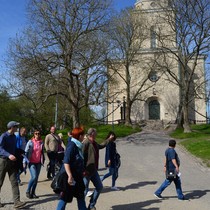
120;96;126;123
54;94;58;128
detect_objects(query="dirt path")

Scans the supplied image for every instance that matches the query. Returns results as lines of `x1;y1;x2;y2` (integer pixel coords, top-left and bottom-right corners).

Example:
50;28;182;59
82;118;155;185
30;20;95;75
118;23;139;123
1;130;210;209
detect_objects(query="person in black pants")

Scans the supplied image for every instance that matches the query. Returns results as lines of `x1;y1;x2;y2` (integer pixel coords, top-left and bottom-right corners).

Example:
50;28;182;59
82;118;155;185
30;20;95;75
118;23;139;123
44;126;59;179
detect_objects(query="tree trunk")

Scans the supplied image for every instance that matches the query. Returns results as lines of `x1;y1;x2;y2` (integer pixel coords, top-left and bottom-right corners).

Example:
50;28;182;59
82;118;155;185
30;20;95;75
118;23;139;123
72;105;80;128
183;104;191;133
176;105;184;128
125;98;132;125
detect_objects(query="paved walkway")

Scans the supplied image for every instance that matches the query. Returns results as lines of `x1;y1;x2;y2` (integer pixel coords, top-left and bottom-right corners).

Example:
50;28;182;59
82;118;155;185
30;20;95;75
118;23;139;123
1;130;210;209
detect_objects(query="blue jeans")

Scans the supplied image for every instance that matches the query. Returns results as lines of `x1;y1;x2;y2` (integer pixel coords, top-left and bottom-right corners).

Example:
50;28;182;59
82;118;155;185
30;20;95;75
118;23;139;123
154;176;184;200
84;171;103;208
101;167;118;187
26;163;41;195
56;198;87;210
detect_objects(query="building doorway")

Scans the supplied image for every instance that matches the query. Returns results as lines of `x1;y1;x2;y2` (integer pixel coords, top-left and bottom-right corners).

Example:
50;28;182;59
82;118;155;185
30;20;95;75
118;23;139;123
149;100;160;120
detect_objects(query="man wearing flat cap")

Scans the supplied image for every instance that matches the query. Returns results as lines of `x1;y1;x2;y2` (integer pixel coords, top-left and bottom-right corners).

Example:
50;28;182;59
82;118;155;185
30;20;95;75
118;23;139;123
0;121;26;208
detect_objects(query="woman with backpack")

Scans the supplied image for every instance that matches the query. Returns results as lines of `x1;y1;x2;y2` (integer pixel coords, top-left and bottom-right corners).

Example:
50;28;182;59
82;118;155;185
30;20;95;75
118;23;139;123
101;131;121;191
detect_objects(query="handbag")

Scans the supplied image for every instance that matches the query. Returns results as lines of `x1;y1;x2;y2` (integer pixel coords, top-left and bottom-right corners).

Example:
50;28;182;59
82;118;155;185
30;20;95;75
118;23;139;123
166;169;176;180
116;152;121;168
51;170;68;194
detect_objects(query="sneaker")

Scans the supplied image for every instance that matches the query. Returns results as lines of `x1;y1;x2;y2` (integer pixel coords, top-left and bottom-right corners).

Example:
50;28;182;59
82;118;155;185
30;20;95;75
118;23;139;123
26;192;33;199
154;193;163;199
111;186;120;191
14;201;26;208
88;207;96;210
86;191;94;197
178;197;186;201
31;194;39;199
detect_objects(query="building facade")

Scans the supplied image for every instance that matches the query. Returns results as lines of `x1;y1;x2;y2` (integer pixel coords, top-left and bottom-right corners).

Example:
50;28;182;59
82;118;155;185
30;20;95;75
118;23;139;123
107;0;207;125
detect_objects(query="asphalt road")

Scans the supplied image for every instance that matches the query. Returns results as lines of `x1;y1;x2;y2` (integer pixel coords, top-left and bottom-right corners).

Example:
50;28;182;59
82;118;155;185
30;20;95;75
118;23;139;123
1;129;210;210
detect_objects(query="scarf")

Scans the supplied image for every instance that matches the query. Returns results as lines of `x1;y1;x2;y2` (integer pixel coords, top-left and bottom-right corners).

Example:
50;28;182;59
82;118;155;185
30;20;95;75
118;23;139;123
71;137;84;159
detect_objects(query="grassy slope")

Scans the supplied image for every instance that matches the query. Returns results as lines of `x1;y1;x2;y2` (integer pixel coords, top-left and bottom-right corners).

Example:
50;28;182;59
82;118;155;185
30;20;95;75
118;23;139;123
170;124;210;167
58;124;141;144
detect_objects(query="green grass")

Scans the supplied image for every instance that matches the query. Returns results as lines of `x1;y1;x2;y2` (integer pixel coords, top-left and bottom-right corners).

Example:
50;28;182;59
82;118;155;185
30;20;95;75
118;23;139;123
93;124;141;143
57;124;141;144
170;124;210;167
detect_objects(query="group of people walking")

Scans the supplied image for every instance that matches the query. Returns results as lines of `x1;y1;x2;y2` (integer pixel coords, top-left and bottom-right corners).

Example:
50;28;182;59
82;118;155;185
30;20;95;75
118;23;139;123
0;120;185;210
0;121;120;210
55;127;120;210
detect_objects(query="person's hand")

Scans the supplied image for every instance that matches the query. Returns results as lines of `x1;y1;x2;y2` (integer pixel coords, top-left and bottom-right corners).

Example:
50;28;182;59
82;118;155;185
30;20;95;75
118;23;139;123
67;175;75;186
108;160;111;167
8;154;16;161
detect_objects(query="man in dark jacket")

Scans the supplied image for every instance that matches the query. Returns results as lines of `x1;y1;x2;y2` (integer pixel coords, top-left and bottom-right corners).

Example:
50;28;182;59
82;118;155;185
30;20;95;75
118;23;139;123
0;121;26;208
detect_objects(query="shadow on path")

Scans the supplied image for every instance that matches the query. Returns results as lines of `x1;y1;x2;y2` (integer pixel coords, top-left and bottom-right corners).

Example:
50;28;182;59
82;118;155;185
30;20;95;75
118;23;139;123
111;199;160;210
121;181;157;191
184;189;210;200
102;181;157;193
23;193;58;209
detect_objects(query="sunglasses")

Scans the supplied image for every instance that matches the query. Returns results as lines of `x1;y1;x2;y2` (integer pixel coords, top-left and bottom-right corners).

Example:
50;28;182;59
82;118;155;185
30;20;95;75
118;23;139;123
34;132;40;135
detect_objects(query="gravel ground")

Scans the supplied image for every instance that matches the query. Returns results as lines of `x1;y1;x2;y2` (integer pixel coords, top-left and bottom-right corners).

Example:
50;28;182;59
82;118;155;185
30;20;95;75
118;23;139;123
1;129;210;210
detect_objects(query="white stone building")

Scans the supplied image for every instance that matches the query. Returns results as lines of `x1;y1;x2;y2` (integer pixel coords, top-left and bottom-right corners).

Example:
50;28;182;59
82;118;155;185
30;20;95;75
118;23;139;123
107;0;207;125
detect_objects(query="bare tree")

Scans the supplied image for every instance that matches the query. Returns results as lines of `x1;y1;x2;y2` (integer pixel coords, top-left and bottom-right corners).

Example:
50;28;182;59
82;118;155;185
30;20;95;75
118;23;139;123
6;0;112;127
153;0;210;132
107;8;153;125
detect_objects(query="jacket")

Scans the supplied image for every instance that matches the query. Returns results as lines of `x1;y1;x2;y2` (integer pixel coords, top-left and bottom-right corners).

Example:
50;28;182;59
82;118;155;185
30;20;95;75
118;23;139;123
16;133;28;150
44;133;59;152
105;141;117;167
83;138;109;177
25;139;45;165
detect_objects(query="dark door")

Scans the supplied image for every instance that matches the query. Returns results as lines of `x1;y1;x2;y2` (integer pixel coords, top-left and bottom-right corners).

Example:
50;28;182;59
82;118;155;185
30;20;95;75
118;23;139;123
149;100;160;120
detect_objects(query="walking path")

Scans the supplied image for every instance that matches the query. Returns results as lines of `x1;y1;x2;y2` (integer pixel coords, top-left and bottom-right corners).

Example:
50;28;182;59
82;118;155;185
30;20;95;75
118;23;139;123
1;129;210;209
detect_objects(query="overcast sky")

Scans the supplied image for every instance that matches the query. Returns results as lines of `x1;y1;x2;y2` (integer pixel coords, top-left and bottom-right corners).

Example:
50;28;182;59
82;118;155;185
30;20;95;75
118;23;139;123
0;0;136;73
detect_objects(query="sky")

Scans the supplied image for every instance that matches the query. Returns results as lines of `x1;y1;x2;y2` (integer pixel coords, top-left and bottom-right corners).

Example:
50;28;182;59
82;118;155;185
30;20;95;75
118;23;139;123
0;0;137;73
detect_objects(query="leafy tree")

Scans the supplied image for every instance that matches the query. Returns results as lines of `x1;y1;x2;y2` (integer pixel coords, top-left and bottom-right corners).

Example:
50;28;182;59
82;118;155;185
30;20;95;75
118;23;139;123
6;0;112;127
0;91;23;132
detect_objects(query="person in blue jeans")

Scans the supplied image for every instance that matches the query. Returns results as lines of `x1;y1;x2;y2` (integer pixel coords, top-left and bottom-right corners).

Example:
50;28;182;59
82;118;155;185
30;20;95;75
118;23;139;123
16;127;28;185
83;128;114;210
25;130;45;199
101;131;120;191
56;127;87;210
154;139;185;200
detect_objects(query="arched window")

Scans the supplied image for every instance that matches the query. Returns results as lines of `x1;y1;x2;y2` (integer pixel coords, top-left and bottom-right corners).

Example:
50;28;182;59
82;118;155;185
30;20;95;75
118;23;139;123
150;26;156;48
